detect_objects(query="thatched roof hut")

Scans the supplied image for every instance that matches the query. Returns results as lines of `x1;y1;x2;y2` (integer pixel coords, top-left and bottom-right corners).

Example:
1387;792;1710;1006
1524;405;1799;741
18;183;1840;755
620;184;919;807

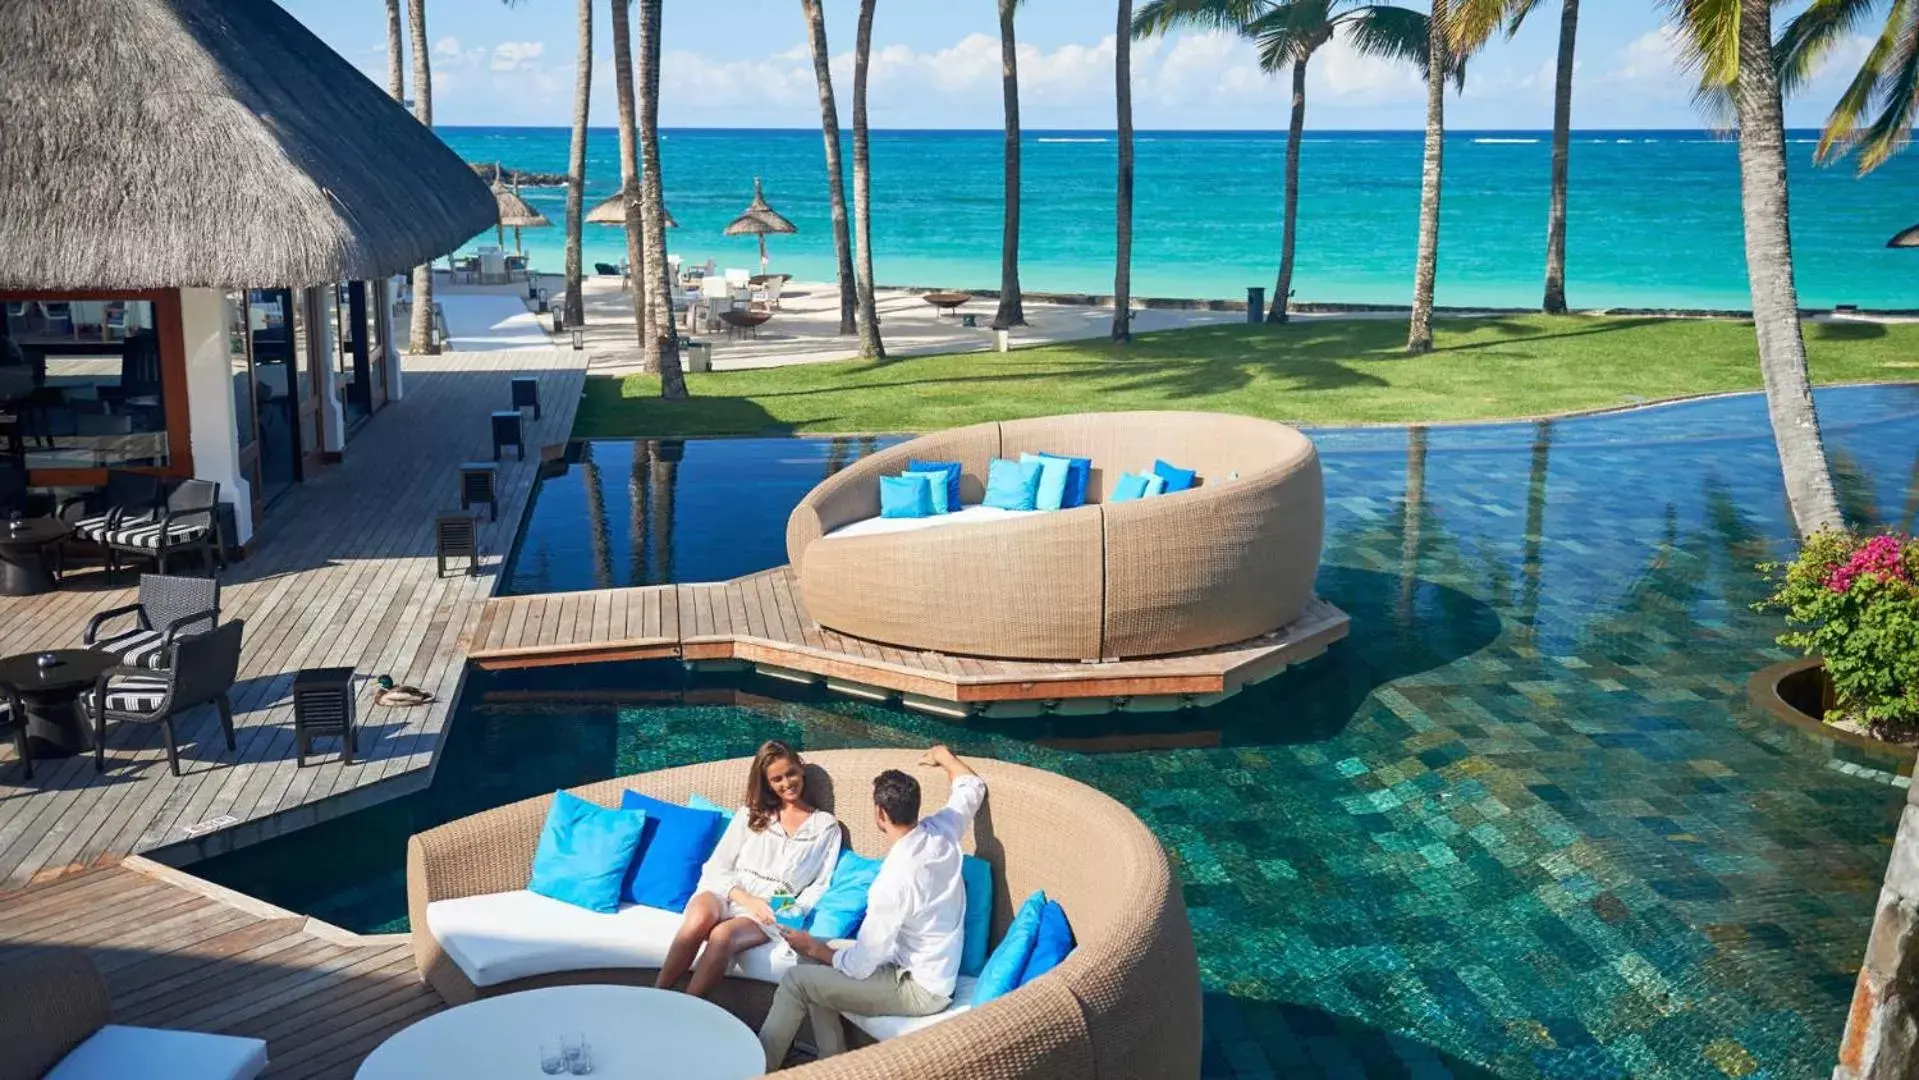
493;176;551;230
585;187;677;228
724;178;796;271
0;0;495;290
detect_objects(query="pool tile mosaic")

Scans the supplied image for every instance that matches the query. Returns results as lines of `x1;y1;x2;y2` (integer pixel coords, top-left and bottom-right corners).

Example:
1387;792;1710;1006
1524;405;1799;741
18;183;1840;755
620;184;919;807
195;386;1919;1078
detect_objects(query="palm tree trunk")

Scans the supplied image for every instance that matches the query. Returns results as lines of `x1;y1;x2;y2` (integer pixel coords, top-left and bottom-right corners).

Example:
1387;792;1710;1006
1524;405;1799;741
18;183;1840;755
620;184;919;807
385;0;405;102
1542;0;1577;314
1733;0;1843;534
802;0;857;337
993;0;1026;328
564;0;592;329
852;0;885;359
1113;0;1133;343
1406;0;1448;354
406;0;437;355
1272;58;1309;324
610;0;650;369
636;0;685;399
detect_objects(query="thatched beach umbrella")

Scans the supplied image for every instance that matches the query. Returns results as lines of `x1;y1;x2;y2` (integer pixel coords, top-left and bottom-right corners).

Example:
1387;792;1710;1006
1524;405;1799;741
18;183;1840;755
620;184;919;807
724;177;796;273
1888;224;1919;248
491;168;551;253
585;186;678;229
0;0;494;290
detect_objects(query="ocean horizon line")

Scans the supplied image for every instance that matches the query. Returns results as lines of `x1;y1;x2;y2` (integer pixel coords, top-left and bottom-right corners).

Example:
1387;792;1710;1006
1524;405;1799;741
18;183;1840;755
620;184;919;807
437;124;1781;138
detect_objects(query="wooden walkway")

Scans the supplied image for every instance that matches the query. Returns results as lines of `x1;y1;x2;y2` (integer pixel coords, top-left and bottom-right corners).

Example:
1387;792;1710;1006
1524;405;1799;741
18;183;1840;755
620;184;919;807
0;860;437;1078
0;348;586;889
471;569;1351;711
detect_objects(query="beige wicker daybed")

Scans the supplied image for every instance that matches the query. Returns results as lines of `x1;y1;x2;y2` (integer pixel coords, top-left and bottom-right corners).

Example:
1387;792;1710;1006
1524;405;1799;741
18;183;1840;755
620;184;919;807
408;749;1201;1080
785;411;1324;661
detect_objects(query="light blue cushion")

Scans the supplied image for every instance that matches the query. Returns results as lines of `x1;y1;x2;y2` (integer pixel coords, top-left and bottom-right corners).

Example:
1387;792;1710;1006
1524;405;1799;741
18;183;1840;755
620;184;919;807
1034;453;1092;508
528;790;648;914
1018;899;1075;985
686;794;730;814
1110;472;1151;503
904;470;952;513
806;850;884;938
982;458;1042;512
880;474;935;519
974;891;1047;1005
907;458;963;511
1018;453;1072;512
1143;474;1166;497
960;854;994;976
1153;459;1197;493
619;790;728;912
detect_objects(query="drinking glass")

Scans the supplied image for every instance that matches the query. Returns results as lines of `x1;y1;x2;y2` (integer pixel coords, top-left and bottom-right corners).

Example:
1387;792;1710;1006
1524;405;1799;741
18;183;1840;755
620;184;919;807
567;1033;594;1075
539;1043;564;1075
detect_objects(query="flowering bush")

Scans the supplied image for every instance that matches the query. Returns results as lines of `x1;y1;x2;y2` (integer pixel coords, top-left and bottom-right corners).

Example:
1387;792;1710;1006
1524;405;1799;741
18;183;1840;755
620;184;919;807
1759;530;1919;734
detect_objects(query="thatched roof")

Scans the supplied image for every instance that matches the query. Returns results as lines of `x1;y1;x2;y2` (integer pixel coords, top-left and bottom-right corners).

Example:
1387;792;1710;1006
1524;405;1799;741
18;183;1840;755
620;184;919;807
1889;224;1919;248
0;0;496;290
724;178;796;237
585;186;677;228
493;177;551;230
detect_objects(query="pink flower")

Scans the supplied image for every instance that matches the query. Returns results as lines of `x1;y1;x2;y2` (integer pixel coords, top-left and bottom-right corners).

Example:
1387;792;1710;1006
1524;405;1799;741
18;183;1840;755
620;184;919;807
1827;534;1914;594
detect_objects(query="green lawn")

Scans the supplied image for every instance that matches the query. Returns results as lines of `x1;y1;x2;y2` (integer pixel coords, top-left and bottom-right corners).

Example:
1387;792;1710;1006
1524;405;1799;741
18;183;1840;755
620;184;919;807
573;314;1919;438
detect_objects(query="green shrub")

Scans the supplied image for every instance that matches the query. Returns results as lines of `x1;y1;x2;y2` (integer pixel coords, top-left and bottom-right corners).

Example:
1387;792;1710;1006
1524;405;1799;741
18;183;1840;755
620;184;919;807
1758;530;1919;734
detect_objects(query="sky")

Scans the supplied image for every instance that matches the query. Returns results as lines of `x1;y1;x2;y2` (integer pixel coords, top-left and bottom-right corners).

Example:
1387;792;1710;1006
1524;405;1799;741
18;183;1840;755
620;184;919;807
281;1;1876;131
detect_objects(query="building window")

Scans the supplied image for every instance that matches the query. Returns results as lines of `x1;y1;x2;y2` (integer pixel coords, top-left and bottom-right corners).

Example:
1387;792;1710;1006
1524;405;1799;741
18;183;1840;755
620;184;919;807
2;297;169;470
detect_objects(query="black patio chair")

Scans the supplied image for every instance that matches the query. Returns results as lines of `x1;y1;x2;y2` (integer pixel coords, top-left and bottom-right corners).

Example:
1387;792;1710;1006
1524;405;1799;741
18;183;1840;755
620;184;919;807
0;682;30;780
77;478;223;579
83;573;220;669
57;469;167;574
84;618;244;777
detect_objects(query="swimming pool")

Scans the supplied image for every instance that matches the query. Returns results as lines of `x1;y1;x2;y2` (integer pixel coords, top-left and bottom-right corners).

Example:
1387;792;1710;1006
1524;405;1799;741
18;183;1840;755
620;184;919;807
194;386;1919;1078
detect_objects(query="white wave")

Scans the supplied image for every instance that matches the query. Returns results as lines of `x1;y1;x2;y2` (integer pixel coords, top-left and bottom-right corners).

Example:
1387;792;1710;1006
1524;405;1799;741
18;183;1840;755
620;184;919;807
1037;137;1107;144
1473;137;1539;144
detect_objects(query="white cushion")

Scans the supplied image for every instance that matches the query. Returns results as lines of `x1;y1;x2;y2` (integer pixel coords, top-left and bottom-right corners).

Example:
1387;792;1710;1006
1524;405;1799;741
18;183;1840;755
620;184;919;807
47;1024;267;1080
823;505;1037;541
427;890;687;987
844;976;979;1041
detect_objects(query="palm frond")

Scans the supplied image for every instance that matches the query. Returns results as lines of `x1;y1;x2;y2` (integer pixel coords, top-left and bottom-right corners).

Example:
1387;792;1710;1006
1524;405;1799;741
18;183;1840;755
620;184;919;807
1247;0;1338;68
1660;0;1743;88
1777;0;1887;98
1132;0;1270;38
1345;6;1433;75
1448;0;1543;52
1838;0;1919;172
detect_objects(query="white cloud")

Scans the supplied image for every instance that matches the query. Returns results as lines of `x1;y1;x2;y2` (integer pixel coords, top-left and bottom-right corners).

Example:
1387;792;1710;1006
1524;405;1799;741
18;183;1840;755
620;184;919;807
491;41;545;72
433;36;463;59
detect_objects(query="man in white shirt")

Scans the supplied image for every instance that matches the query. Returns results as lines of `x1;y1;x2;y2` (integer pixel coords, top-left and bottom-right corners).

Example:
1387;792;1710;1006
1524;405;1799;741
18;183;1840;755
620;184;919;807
760;745;985;1070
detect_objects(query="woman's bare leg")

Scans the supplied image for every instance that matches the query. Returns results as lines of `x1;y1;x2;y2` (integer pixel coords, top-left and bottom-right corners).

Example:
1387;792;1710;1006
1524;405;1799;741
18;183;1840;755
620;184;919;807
655;892;725;990
686;917;773;999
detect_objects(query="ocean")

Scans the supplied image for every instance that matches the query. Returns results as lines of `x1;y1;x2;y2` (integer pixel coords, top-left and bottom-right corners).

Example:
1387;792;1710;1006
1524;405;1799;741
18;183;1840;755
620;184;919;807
441;126;1919;311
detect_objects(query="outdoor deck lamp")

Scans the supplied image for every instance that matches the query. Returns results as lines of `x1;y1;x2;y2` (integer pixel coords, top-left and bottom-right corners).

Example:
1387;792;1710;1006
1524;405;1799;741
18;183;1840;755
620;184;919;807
571;328;583;351
535;288;549;314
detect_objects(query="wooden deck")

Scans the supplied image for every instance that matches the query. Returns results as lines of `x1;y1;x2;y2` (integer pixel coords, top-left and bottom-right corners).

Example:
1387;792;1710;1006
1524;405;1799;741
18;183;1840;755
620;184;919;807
0;348;586;889
471;570;1351;713
0;859;437;1078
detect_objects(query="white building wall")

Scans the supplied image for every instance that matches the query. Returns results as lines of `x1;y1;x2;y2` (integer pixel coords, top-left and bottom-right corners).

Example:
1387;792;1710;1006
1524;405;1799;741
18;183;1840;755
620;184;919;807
310;287;346;456
177;287;253;545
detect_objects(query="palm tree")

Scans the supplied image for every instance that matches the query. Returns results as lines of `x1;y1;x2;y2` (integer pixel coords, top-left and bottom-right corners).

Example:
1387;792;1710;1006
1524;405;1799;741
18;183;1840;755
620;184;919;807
384;0;405;102
406;0;437;354
610;0;650;364
1114;0;1135;342
852;0;886;359
563;0;592;329
1665;0;1844;535
1133;1;1430;324
1780;0;1919;174
1451;0;1578;314
635;0;686;399
994;0;1027;328
1406;0;1456;354
801;0;858;336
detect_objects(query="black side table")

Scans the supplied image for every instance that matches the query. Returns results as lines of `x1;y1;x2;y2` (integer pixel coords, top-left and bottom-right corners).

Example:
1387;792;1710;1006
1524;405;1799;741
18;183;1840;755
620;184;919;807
0;649;116;756
0;517;70;596
459;462;499;522
435;512;480;577
510;377;542;421
292;667;357;766
490;411;524;461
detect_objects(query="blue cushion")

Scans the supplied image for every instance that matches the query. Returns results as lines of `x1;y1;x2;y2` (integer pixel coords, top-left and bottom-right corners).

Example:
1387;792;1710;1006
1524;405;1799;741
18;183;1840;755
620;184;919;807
907;459;963;511
960;854;993;976
1110;472;1151;503
1153;459;1196;493
1019;899;1075;985
1143;474;1166;497
904;470;952;513
527;791;648;914
619;790;728;912
686;794;729;814
974;891;1047;1005
1018;453;1072;512
806;850;884;938
982;458;1042;512
880;474;935;519
1035;453;1092;508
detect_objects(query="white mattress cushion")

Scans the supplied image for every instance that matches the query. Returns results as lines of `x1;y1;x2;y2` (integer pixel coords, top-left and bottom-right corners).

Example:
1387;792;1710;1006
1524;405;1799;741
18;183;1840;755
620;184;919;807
844;976;980;1042
46;1025;268;1080
427;890;687;987
823;504;1036;541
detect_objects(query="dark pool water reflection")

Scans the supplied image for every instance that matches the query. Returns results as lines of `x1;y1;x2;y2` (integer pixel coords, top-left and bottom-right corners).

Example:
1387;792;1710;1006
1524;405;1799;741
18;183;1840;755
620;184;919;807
198;386;1919;1079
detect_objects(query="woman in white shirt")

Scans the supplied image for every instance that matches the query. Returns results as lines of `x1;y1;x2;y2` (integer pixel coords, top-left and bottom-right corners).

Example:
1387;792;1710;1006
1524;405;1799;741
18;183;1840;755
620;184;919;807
657;741;842;998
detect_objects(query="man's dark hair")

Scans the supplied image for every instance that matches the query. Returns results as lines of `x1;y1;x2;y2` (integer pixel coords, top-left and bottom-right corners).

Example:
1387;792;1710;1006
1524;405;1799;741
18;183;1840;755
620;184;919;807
872;769;921;827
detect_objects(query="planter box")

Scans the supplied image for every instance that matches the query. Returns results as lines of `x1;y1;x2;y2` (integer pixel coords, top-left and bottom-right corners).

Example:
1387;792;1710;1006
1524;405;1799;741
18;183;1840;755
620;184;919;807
1747;656;1914;777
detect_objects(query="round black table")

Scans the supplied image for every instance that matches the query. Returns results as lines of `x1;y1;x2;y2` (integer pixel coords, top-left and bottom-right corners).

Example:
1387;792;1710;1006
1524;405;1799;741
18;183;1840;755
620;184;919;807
0;517;70;597
0;649;116;757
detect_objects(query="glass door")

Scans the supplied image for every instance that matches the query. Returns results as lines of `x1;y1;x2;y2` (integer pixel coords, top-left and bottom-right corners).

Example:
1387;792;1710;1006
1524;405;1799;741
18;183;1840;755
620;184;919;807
298;287;330;476
247;289;299;505
225;293;263;524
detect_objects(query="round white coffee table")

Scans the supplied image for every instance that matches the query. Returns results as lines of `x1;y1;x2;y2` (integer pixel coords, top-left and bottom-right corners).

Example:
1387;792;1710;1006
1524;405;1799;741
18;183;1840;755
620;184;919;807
355;985;763;1079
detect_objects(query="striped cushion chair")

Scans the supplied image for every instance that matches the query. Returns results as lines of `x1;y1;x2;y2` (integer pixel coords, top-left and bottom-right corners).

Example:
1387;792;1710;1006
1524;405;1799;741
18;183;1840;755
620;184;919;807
84;619;244;778
83;573;220;670
0;682;29;780
79;478;224;580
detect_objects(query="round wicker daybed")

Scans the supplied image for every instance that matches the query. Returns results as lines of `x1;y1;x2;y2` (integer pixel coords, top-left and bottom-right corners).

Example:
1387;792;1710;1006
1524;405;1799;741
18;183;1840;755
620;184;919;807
407;750;1201;1080
785;411;1324;661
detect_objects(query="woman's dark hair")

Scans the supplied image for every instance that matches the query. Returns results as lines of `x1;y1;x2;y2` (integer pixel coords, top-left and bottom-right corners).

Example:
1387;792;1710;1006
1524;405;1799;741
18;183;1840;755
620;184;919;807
872;769;921;827
745;740;805;832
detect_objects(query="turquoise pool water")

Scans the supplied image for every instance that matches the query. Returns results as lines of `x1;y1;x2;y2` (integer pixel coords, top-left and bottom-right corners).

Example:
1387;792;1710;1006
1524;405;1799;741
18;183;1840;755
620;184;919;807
195;386;1919;1078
